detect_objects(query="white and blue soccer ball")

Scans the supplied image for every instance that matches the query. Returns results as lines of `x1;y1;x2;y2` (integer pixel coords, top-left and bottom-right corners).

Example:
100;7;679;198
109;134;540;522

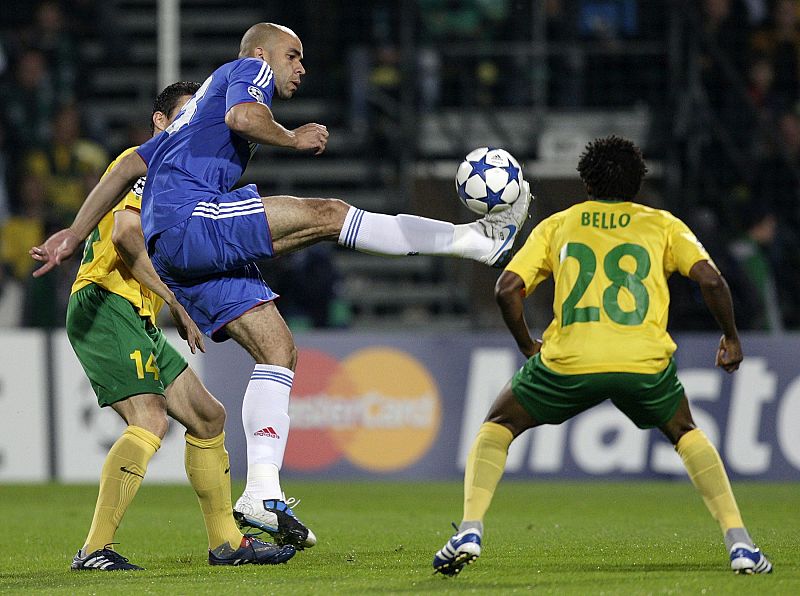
455;147;523;215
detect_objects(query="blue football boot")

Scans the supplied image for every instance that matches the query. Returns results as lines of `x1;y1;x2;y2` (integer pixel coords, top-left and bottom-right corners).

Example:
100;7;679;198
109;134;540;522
71;545;143;571
730;543;773;574
208;535;296;566
433;526;482;576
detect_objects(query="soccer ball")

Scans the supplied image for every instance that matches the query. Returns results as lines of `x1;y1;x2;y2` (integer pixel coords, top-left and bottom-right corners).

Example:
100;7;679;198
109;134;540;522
455;147;523;215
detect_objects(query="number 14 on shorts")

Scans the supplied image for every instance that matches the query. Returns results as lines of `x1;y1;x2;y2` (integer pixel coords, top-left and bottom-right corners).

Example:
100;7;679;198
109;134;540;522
130;349;160;380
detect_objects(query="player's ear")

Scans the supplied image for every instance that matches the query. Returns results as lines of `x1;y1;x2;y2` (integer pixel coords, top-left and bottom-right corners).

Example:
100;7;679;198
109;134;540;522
152;111;168;132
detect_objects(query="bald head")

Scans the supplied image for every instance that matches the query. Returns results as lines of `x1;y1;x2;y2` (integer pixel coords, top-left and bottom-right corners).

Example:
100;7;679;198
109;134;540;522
239;23;299;58
239;22;306;100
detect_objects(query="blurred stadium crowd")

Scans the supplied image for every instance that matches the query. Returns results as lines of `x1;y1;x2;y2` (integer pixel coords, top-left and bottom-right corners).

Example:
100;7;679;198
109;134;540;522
0;0;798;331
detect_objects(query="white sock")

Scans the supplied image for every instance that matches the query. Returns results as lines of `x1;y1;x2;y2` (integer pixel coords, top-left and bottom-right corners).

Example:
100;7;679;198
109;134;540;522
338;207;493;260
241;364;293;500
244;463;282;502
451;221;496;260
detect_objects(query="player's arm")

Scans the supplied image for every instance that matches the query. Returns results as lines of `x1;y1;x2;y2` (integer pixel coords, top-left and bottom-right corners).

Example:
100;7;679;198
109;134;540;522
495;270;542;358
225;102;328;154
30;152;148;277
112;209;205;354
689;260;742;373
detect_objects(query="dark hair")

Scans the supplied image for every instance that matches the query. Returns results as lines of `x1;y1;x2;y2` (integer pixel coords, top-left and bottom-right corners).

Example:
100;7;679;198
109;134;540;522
577;135;647;200
150;81;201;132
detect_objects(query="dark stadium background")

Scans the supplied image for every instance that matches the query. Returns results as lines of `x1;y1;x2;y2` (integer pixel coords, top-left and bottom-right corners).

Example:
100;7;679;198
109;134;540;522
1;0;798;332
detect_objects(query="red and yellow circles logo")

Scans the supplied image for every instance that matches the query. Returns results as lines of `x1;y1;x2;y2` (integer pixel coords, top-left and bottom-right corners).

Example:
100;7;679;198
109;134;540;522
284;348;441;472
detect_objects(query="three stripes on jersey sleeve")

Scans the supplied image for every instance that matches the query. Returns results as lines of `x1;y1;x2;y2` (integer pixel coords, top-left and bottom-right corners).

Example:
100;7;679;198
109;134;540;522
252;62;273;88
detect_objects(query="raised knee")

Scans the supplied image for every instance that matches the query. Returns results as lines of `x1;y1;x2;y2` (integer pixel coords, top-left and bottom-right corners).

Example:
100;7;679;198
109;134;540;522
324;198;350;217
315;198;349;234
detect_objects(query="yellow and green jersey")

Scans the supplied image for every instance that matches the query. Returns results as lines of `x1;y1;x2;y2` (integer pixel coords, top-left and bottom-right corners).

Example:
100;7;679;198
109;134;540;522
71;147;162;325
506;200;714;375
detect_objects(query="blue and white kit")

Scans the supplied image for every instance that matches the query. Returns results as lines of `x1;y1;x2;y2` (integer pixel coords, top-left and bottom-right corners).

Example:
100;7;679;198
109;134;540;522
136;58;278;340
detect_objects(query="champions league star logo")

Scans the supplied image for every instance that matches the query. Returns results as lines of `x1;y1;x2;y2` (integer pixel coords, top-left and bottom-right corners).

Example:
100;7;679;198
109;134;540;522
132;176;146;197
247;85;265;103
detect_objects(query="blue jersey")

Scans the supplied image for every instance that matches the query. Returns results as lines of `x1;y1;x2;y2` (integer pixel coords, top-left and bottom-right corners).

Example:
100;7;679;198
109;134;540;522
136;57;275;244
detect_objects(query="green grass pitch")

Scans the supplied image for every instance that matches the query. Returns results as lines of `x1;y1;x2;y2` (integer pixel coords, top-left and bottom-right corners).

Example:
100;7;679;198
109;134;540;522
0;481;797;594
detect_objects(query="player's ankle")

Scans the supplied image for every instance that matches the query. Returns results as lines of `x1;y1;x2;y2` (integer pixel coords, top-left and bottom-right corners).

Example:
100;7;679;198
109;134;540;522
458;521;483;535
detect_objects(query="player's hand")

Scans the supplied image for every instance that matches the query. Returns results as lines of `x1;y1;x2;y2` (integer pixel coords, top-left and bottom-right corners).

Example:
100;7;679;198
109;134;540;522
521;338;543;359
168;300;206;354
292;123;328;155
715;334;742;373
29;228;82;277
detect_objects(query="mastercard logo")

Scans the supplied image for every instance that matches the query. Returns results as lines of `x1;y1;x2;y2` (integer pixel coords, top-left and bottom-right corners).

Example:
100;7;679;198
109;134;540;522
284;347;441;472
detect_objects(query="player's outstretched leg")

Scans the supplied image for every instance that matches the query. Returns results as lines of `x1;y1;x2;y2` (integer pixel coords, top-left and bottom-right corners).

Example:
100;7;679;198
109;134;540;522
433;524;482;576
71;546;143;571
208;535;296;566
233;494;317;549
328;179;533;267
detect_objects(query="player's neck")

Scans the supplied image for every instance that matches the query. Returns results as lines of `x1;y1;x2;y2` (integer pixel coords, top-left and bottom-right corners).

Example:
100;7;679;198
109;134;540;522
588;197;626;203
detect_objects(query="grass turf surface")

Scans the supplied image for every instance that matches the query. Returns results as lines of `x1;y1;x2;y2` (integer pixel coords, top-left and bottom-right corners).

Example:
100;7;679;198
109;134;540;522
0;481;797;595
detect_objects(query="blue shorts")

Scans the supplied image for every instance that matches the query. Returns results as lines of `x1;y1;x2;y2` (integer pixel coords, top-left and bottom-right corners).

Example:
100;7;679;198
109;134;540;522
150;185;278;342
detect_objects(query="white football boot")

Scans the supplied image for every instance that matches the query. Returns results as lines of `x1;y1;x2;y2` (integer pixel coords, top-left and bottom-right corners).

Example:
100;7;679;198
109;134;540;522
233;493;317;550
476;179;533;267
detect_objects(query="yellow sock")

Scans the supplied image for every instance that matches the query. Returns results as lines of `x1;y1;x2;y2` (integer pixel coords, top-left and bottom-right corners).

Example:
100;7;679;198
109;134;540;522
463;422;514;524
676;428;744;533
84;425;160;553
185;432;243;551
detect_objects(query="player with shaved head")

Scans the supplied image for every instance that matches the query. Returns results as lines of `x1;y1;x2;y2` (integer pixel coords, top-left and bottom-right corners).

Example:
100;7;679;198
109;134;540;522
32;22;532;552
66;83;295;570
